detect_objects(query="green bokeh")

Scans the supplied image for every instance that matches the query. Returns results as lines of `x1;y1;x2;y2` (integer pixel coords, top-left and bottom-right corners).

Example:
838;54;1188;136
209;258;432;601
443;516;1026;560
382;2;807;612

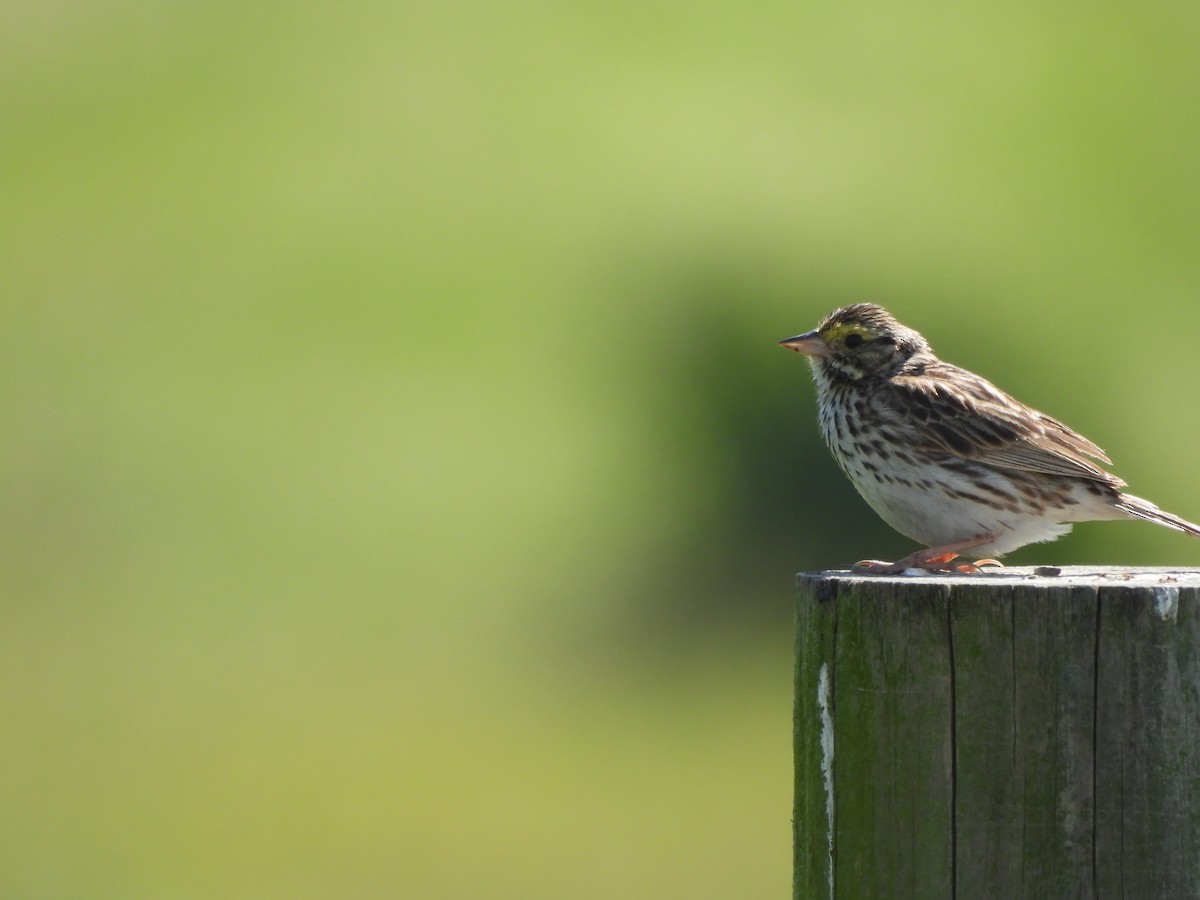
3;2;1200;896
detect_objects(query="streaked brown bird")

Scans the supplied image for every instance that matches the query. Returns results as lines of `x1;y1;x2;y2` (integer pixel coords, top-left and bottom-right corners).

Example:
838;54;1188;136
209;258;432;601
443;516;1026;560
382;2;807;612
781;303;1200;573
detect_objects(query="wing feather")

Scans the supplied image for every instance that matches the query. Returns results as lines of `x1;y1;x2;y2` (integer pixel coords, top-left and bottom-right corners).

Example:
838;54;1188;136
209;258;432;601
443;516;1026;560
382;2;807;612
888;362;1124;486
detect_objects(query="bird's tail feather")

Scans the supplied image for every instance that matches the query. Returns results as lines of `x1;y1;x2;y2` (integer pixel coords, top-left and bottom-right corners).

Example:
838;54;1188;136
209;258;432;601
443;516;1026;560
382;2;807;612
1116;494;1200;538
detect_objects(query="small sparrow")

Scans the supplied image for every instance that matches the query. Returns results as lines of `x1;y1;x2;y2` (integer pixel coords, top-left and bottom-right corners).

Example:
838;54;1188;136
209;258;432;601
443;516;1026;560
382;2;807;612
782;303;1200;573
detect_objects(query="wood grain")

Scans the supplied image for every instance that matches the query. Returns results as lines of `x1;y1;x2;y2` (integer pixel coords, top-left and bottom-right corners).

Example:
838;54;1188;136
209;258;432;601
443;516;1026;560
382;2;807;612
794;567;1200;899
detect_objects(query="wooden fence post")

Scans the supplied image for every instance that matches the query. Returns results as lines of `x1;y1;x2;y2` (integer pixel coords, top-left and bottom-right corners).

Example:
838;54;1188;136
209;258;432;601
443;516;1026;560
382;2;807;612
793;566;1200;899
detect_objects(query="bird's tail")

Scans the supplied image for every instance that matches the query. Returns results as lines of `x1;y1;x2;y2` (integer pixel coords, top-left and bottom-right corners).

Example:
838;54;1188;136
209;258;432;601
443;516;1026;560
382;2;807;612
1116;494;1200;538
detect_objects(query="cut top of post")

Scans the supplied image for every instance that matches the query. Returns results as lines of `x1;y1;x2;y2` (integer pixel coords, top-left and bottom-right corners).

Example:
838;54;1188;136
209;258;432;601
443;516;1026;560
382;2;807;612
797;565;1200;590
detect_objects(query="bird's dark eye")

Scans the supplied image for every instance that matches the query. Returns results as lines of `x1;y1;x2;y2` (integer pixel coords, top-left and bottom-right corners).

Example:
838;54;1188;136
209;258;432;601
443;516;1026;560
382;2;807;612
844;333;864;349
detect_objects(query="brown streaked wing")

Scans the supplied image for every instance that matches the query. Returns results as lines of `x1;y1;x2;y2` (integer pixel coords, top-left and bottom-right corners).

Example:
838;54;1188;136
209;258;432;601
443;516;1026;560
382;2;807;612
888;362;1124;485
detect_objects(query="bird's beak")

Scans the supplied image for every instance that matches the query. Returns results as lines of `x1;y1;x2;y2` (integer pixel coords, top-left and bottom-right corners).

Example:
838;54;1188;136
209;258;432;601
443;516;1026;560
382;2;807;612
779;329;830;356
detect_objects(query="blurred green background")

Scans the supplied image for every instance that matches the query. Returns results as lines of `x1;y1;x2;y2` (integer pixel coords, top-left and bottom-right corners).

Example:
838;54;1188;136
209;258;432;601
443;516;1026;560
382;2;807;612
4;1;1200;896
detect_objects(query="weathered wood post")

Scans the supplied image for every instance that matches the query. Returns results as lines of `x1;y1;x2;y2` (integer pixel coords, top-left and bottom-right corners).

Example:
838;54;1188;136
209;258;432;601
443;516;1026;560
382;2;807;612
794;567;1200;899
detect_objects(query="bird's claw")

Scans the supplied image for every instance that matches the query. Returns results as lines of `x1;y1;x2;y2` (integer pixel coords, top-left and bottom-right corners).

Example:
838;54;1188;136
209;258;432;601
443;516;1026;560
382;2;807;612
961;558;1004;572
852;554;1005;575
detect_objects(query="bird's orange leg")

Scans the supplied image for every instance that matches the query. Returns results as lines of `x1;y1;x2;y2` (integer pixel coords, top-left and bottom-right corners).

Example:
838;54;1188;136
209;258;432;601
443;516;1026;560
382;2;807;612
853;536;1005;575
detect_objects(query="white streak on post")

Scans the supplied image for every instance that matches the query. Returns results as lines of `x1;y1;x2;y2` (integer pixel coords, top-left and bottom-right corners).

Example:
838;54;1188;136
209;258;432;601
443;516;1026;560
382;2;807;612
817;662;835;900
1153;586;1180;621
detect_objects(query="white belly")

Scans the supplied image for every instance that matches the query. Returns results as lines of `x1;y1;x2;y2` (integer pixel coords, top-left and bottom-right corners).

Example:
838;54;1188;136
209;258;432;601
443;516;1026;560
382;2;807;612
830;436;1082;556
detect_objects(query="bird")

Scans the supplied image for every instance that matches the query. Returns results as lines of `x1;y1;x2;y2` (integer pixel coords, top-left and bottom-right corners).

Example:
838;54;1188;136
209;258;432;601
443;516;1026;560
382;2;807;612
780;303;1200;573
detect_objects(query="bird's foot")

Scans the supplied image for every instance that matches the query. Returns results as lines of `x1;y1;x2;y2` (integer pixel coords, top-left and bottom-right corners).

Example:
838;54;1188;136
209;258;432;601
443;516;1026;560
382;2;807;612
852;542;1005;575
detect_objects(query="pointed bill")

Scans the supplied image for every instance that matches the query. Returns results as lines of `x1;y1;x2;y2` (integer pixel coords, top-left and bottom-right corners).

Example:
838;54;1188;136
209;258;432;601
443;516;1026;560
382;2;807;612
780;329;831;356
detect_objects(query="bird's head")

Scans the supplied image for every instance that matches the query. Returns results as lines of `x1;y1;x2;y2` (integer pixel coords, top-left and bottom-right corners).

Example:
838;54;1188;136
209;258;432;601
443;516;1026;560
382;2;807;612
780;303;929;381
